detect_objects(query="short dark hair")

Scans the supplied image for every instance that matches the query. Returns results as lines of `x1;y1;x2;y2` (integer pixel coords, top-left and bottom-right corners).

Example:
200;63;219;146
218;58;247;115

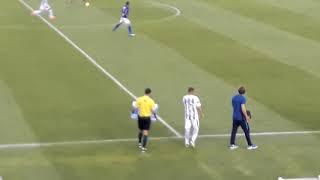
238;86;246;95
145;88;152;94
125;1;129;5
188;87;194;93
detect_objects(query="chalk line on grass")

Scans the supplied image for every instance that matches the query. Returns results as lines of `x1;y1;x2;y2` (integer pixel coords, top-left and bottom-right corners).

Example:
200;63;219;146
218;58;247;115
0;130;319;150
18;0;182;138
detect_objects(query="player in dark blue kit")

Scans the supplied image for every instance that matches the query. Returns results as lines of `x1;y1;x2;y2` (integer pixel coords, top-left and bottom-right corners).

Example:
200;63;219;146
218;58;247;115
230;86;258;150
112;1;135;37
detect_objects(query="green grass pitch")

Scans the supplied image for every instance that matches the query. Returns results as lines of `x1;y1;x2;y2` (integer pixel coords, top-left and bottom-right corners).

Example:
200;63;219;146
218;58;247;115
0;0;320;179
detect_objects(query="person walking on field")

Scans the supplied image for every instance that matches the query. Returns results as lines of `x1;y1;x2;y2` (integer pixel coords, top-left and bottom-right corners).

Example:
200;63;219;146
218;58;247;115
230;86;258;150
183;87;203;148
133;88;157;153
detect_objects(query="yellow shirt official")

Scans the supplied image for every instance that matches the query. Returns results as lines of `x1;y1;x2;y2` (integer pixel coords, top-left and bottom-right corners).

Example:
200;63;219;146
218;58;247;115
136;95;156;117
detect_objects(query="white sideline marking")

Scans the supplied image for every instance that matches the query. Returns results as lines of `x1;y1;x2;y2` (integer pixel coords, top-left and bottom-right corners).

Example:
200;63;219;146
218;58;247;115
199;130;320;138
0;130;319;150
18;0;182;138
0;138;138;149
278;175;320;180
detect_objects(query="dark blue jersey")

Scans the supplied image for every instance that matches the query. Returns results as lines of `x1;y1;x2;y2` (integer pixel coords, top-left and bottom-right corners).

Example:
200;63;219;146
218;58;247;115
121;5;129;18
232;94;246;121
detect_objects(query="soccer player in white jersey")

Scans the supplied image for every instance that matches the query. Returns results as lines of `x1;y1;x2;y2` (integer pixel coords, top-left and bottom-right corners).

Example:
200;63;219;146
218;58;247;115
183;87;203;148
112;1;135;37
32;0;56;20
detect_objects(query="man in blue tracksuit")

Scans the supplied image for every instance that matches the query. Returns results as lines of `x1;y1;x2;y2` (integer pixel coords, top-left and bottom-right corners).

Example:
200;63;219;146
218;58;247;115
230;86;258;150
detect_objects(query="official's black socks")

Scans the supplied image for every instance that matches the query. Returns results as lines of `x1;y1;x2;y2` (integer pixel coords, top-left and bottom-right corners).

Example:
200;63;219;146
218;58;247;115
138;132;143;143
142;135;148;148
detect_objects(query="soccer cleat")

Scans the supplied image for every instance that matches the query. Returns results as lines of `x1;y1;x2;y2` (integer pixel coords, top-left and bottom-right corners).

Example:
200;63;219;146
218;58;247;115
141;147;147;153
185;143;190;148
129;33;135;37
138;143;142;149
247;144;258;150
229;144;239;150
190;142;196;149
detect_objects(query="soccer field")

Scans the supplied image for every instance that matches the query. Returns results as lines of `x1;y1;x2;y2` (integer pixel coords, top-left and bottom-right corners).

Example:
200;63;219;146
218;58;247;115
1;0;320;179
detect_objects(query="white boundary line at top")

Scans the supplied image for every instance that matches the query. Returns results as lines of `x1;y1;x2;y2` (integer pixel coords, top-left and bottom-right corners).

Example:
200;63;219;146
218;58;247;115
0;130;319;150
18;0;182;138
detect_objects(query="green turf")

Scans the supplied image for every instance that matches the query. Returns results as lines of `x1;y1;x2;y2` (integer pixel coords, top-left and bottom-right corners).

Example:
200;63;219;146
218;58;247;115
0;135;320;180
200;0;320;42
0;0;320;179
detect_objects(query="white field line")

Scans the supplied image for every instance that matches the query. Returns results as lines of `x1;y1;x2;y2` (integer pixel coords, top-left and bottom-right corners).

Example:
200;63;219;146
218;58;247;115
280;178;319;180
0;130;319;150
151;1;181;16
144;2;181;23
18;0;182;138
133;2;181;24
278;176;320;180
199;130;320;138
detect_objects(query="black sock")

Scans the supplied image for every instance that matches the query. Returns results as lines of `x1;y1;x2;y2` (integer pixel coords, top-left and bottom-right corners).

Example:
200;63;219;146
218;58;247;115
142;135;148;148
138;132;143;143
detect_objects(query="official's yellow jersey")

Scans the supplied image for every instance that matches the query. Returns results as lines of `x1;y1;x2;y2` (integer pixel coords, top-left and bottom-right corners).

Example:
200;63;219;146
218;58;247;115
136;95;156;117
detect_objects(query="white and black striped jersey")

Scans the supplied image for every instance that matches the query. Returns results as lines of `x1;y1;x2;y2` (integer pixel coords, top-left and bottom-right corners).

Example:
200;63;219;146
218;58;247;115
183;95;201;120
41;0;48;5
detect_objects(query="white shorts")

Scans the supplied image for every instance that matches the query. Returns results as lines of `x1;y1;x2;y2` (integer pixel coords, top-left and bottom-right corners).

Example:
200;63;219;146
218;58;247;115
185;118;199;130
119;18;131;25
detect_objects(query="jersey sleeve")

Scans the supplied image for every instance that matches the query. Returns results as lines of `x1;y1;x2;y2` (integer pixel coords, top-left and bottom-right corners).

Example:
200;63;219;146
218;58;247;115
121;7;126;16
136;98;141;108
195;97;201;108
150;99;156;109
240;96;246;105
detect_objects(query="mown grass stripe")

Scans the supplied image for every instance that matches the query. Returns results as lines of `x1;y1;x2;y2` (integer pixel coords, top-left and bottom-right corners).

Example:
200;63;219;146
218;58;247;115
200;0;320;43
171;0;320;78
254;0;320;19
140;12;320;130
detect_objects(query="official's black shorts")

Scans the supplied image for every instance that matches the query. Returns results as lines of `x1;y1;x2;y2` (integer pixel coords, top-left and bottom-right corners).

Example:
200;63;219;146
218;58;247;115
138;116;151;131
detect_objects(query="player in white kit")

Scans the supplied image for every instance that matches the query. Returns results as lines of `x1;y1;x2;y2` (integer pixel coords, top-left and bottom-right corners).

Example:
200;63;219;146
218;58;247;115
183;87;203;148
32;0;56;20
